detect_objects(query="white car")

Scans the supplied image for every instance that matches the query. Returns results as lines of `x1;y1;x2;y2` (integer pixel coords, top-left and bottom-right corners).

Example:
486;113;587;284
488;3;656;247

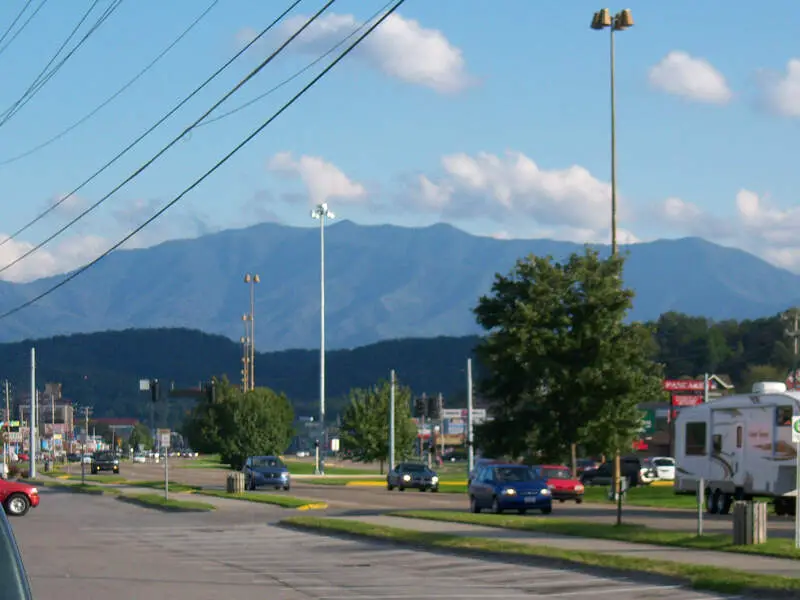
132;453;146;464
640;456;676;483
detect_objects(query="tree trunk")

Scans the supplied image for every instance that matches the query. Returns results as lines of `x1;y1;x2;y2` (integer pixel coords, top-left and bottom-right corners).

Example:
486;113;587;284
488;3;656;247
570;443;577;479
379;459;385;475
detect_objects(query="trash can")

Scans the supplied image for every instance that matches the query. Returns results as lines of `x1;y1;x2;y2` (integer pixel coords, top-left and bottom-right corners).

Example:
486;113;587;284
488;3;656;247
733;501;767;545
226;472;245;494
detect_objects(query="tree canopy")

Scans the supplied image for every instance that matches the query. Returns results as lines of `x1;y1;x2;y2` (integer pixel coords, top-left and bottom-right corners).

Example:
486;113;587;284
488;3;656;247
473;248;663;462
338;378;418;473
182;376;295;469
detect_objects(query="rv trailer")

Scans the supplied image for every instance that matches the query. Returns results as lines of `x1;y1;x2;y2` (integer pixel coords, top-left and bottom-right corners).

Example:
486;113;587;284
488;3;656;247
674;381;800;516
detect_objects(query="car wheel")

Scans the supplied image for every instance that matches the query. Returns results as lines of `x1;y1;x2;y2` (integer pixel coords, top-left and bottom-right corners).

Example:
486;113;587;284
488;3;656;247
5;493;30;517
283;485;290;491
575;498;583;504
541;505;552;515
517;508;527;515
491;497;502;514
398;487;405;492
387;483;394;491
248;478;256;491
431;487;439;493
469;496;480;513
559;499;565;503
706;489;719;515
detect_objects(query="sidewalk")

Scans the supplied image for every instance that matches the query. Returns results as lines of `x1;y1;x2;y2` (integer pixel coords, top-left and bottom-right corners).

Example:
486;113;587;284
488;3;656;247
336;514;800;578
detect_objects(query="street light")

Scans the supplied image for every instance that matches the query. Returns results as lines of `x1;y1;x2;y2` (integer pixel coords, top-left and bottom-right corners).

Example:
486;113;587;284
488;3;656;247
244;274;260;391
311;202;334;475
240;334;249;393
591;8;633;527
591;8;633;257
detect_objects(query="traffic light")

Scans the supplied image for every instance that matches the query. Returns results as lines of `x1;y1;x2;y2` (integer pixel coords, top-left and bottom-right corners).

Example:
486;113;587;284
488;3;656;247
150;379;160;403
427;394;442;420
413;396;426;418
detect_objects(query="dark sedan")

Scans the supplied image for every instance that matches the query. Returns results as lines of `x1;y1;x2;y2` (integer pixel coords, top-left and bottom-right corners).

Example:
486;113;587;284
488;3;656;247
387;463;439;492
91;452;120;475
243;455;291;491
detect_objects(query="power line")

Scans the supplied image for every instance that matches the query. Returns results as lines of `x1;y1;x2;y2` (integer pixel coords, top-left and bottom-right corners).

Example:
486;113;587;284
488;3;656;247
0;0;34;49
0;0;49;60
0;0;123;127
198;0;393;129
0;0;305;251
0;0;333;276
0;0;406;321
0;0;219;167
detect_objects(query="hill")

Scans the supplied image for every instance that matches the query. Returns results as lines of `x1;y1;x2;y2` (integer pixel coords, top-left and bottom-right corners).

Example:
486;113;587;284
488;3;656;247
1;221;799;350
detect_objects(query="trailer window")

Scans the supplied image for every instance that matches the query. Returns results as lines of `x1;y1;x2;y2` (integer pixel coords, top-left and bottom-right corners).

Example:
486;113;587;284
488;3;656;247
736;426;743;449
685;422;707;455
777;406;793;426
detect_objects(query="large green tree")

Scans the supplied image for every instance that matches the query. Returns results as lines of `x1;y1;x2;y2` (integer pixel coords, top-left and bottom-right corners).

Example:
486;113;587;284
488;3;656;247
127;422;153;451
339;379;418;473
473;248;663;466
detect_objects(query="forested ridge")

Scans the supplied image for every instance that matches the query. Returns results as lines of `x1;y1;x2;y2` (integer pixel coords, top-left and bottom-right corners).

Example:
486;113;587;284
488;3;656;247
0;309;794;421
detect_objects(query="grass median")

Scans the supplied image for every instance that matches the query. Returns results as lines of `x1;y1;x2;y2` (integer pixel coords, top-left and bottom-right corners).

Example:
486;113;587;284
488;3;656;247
54;473;128;484
281;516;800;596
39;481;121;496
118;480;201;493
118;493;215;512
195;489;327;510
391;510;800;560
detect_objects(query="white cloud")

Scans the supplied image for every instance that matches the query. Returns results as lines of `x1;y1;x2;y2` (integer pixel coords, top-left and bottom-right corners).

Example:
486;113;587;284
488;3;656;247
757;59;800;117
648;51;732;104
267;152;367;206
275;12;473;93
0;233;106;283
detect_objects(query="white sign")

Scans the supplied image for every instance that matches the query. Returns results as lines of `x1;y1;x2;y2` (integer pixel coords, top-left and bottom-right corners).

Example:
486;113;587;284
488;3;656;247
330;438;340;452
158;429;171;448
792;417;800;444
442;409;487;420
139;379;150;392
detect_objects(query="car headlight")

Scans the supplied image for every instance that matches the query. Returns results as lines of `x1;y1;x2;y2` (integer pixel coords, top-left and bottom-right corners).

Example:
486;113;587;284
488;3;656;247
403;474;411;481
539;488;551;495
431;476;439;483
575;484;584;492
501;488;517;495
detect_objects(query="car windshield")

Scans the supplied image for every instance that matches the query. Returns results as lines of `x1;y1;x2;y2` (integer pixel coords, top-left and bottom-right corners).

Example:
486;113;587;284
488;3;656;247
95;453;114;460
252;456;283;468
494;467;535;482
653;458;674;467
541;467;571;479
0;513;31;599
401;464;426;472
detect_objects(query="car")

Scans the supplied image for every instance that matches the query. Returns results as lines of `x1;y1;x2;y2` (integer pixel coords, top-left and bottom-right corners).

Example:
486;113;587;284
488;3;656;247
469;463;552;514
639;456;676;483
580;456;642;488
243;455;291;491
0;504;33;599
468;457;502;485
531;464;585;503
91;452;120;475
132;453;147;464
0;478;40;517
386;463;439;492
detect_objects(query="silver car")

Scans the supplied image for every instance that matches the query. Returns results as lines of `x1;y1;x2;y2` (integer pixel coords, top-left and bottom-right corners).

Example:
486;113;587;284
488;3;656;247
243;455;291;491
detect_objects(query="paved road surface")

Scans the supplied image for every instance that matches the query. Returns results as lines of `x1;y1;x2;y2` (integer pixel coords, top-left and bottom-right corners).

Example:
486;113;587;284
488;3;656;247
102;462;799;538
11;486;730;600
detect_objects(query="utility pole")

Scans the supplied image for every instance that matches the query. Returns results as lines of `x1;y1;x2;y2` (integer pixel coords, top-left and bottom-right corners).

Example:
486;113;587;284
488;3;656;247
389;370;396;471
784;308;800;390
81;406;92;485
466;359;474;475
29;347;36;479
3;380;9;478
439;393;445;458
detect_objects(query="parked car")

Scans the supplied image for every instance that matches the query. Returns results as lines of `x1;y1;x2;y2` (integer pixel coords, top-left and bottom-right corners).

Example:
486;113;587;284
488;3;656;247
386;463;439;492
531;464;585;503
0;505;33;598
91;452;120;475
580;456;642;488
647;456;675;481
132;453;147;464
0;479;40;517
243;455;291;491
468;463;552;514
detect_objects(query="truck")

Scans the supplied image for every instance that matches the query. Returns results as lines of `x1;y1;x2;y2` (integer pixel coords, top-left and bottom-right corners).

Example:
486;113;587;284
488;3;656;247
673;381;800;516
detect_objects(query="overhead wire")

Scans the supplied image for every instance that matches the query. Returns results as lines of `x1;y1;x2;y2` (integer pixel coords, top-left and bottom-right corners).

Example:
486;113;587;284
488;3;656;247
0;0;34;49
0;0;407;321
0;0;123;126
0;0;220;166
0;0;336;275
0;0;305;250
0;0;49;60
197;0;393;129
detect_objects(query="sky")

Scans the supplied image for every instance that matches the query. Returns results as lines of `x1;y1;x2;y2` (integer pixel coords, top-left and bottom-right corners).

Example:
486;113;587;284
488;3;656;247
0;0;799;283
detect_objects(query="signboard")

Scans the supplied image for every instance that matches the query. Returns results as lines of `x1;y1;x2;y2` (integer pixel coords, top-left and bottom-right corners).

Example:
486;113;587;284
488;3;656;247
139;379;151;392
6;432;22;443
663;379;717;392
671;394;703;407
442;409;487;420
330;438;340;452
157;428;171;449
640;409;656;435
792;417;800;444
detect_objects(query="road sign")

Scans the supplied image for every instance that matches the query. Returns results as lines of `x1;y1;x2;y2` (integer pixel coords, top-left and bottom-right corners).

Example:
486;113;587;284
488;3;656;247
442;409;487;420
640;409;656;435
157;428;171;449
139;379;150;392
792;417;800;444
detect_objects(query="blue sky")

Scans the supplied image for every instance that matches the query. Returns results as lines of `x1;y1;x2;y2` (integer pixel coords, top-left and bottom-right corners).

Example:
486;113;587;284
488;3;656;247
1;0;799;282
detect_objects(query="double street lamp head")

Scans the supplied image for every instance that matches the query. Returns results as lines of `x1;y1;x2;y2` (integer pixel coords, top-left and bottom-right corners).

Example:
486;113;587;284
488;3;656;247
311;203;335;220
244;273;260;284
591;8;633;31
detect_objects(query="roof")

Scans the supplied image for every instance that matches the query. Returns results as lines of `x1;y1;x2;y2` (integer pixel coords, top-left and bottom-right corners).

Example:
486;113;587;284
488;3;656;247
92;418;138;426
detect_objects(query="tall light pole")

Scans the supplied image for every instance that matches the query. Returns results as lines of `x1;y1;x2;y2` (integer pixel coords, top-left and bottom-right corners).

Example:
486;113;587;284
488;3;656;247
244;274;259;391
592;7;633;527
311;202;334;476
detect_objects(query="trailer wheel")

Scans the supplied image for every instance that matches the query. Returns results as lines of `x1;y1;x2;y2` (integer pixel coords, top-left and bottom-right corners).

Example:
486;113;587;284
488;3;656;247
706;489;719;514
718;493;732;515
775;498;788;516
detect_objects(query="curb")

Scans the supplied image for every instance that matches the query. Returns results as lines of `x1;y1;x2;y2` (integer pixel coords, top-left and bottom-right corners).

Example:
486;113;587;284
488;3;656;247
297;502;328;511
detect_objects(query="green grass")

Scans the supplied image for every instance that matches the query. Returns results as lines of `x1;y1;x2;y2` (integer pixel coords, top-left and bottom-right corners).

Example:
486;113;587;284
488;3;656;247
59;474;128;484
581;486;698;509
195;489;326;509
118;493;215;512
392;510;800;560
120;480;201;493
39;481;121;496
281;516;800;596
284;461;381;476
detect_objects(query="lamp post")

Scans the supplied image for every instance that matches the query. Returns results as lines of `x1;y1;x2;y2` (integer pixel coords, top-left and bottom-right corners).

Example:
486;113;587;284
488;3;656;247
311;202;334;476
244;274;259;391
591;7;633;526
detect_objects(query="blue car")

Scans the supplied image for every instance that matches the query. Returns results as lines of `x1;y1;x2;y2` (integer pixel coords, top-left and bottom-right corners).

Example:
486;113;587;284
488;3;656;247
243;455;291;491
468;463;552;514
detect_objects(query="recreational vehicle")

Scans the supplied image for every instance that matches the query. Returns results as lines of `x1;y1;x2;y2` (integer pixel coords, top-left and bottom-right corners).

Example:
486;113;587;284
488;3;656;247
674;381;800;516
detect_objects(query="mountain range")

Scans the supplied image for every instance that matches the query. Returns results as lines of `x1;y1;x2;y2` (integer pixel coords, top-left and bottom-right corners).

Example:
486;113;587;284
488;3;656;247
1;221;798;350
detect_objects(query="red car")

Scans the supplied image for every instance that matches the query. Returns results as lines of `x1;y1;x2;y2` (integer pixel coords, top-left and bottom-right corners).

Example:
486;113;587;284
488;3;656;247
533;464;585;504
0;479;40;517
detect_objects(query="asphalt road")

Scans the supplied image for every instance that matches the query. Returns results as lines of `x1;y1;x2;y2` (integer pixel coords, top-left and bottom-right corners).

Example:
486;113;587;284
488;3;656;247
89;460;799;540
11;486;728;600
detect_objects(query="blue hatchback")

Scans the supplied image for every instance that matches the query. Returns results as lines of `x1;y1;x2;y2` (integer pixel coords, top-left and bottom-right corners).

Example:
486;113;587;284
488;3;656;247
468;463;552;515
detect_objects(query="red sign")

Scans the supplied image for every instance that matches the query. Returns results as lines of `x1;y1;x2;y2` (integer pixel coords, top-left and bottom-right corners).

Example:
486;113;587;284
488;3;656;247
663;379;717;392
671;394;703;407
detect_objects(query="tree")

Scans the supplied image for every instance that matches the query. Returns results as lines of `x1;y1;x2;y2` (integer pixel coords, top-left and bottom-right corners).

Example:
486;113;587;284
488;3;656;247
339;379;418;473
473;248;663;468
217;388;295;470
128;422;153;451
182;376;238;455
